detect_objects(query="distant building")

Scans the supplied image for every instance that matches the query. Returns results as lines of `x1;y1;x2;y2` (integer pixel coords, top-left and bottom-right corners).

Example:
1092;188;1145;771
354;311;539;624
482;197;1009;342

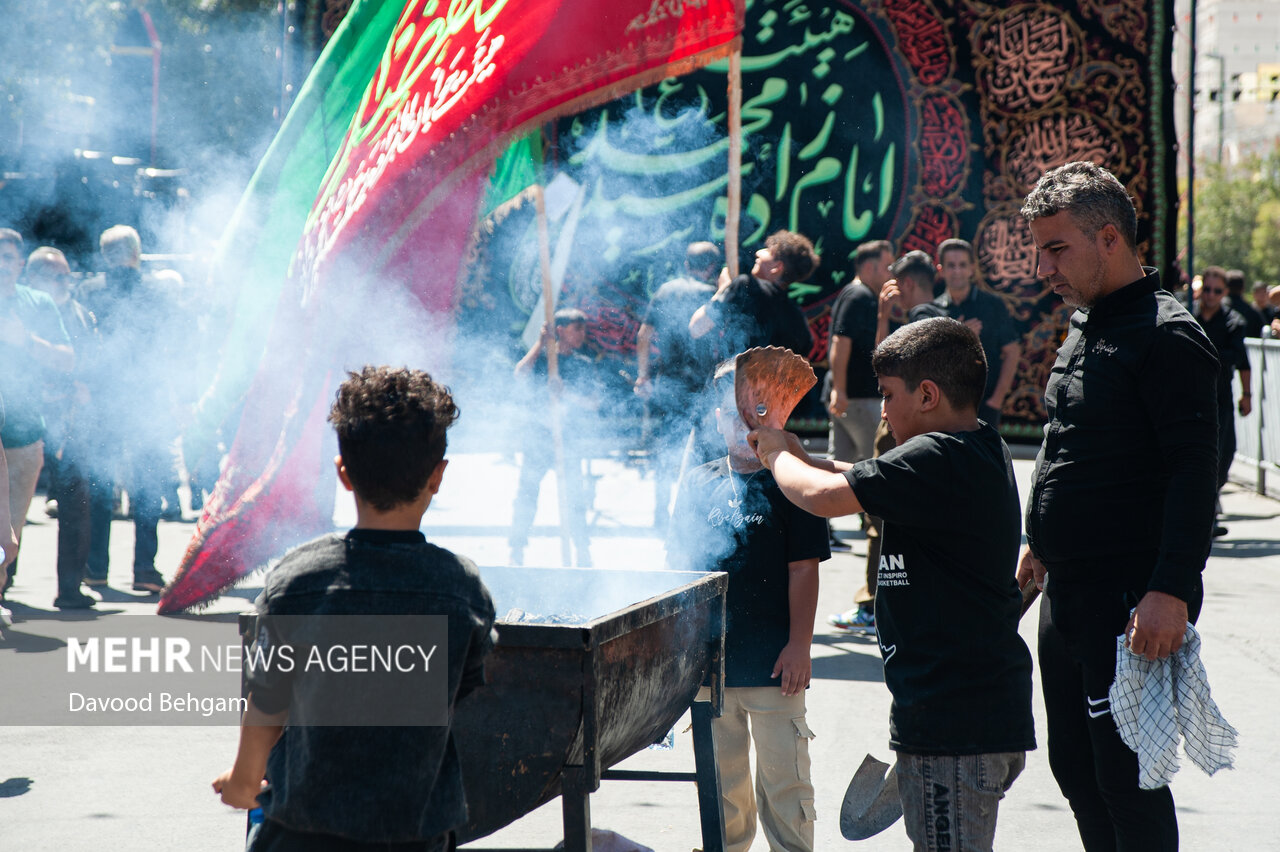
1176;0;1280;165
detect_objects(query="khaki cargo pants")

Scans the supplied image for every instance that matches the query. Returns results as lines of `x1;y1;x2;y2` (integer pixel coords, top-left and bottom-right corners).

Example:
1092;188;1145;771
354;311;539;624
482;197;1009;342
697;685;816;852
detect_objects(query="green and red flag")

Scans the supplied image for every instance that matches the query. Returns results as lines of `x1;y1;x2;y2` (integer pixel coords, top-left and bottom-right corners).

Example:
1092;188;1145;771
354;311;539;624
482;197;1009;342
160;0;745;612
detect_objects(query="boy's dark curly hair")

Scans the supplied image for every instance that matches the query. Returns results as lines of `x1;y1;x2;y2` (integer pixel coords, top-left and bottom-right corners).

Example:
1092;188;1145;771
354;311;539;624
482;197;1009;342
765;230;820;284
328;366;460;511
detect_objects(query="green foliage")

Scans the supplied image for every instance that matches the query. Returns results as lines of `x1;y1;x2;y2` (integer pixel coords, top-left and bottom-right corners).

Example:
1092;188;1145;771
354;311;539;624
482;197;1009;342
1193;162;1262;272
1192;149;1280;284
1249;200;1280;286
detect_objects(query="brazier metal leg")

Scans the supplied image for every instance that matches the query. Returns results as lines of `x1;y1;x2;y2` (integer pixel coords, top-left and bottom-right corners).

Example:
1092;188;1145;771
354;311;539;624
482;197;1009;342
561;767;593;852
691;700;726;852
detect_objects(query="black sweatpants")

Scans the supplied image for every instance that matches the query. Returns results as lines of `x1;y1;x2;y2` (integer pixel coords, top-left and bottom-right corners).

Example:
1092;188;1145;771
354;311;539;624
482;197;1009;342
1036;575;1202;852
248;818;454;852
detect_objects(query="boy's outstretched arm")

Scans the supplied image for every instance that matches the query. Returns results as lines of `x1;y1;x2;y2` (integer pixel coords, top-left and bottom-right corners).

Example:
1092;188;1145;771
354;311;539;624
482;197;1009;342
212;695;288;809
773;557;819;697
750;427;863;518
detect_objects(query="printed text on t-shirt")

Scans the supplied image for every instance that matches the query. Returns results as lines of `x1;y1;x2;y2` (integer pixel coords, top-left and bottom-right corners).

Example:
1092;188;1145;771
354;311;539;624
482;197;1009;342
878;553;909;586
707;507;766;528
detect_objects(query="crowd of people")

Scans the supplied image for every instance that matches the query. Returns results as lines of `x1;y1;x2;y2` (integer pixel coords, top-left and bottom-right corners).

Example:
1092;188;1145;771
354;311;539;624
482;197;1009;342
216;160;1230;852
0;224;201;616
4;160;1244;852
630;226;1033;642
621;161;1230;851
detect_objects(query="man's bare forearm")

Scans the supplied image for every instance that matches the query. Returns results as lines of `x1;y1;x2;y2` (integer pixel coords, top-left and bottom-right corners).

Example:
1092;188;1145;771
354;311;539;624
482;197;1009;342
30;338;74;373
635;324;654;380
828;335;850;393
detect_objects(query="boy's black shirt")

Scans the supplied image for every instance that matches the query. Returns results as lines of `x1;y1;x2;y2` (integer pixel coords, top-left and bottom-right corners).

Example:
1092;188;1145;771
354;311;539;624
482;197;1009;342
668;458;829;686
247;528;496;844
845;424;1035;755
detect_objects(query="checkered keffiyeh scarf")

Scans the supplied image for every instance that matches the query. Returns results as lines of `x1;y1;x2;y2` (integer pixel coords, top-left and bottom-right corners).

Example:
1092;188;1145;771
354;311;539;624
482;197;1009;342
1109;623;1238;790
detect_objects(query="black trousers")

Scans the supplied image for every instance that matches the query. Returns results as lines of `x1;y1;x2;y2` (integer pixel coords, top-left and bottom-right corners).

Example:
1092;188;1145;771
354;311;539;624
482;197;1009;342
509;432;589;556
47;448;91;597
85;436;168;577
1037;575;1202;852
248;818;454;852
648;378;720;524
1216;399;1236;491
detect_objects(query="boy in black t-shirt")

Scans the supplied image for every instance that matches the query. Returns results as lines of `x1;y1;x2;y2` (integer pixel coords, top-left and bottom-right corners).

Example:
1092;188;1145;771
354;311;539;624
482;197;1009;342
749;318;1034;852
213;366;495;852
667;360;830;852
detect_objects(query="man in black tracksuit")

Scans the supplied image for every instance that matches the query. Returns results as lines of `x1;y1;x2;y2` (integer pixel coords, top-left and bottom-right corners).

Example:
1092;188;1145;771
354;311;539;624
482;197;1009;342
1018;162;1219;852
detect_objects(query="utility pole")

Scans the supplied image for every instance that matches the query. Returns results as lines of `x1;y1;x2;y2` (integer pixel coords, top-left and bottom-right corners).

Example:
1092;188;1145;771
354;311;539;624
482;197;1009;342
1208;52;1226;164
1187;0;1197;298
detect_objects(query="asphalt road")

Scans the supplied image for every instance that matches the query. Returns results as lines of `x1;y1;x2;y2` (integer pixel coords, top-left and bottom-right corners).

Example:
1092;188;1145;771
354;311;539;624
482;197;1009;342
1;452;1277;851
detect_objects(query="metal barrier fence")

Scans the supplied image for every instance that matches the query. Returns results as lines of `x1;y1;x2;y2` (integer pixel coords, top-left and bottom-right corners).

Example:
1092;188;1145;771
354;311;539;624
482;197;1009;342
1233;338;1280;497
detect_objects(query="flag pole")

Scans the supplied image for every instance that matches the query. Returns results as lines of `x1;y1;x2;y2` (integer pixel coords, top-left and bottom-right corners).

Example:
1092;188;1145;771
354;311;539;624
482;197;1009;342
533;183;575;567
725;48;743;278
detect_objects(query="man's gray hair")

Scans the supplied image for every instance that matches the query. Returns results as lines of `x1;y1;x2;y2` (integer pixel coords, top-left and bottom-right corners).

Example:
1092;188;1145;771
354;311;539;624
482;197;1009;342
0;228;24;253
685;241;722;276
26;246;68;271
1020;161;1138;250
100;224;141;267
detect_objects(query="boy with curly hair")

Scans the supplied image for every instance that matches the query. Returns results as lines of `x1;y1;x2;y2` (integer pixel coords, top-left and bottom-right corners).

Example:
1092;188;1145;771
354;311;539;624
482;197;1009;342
214;365;495;852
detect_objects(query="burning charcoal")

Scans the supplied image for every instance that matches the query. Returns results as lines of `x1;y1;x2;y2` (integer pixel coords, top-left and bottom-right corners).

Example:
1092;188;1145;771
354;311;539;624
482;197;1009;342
501;607;529;623
500;607;590;625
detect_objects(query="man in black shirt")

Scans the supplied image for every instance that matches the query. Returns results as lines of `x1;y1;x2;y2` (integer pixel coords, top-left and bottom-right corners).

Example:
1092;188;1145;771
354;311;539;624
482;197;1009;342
1018;161;1219;851
1195;266;1251;537
83;225;173;594
826;240;894;468
635;242;720;527
824;240;893;555
0;229;74;600
874;251;949;343
1252;281;1278;325
509;309;599;566
1224;268;1264;338
25;247;100;610
828;250;945;634
933;239;1020;426
688;229;816;363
